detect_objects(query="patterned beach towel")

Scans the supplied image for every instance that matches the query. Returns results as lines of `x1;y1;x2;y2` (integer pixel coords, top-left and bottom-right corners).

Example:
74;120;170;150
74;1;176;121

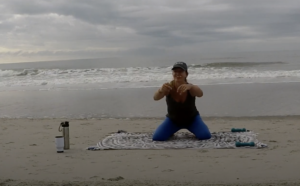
87;130;268;150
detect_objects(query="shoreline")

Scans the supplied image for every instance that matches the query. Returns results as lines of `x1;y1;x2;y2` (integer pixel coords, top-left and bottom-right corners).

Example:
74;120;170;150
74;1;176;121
1;114;300;120
1;82;300;119
1;116;300;185
1;179;300;186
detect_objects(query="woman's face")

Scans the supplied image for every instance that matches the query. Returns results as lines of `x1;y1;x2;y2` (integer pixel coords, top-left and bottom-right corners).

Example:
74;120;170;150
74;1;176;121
172;68;187;82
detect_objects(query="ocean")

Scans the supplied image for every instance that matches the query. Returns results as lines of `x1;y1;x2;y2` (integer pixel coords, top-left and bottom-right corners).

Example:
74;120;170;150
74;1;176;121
1;51;300;119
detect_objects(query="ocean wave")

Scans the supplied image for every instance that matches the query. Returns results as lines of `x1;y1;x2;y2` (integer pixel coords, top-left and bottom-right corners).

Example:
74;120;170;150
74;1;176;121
1;66;300;87
0;69;40;77
0;61;287;78
190;61;286;68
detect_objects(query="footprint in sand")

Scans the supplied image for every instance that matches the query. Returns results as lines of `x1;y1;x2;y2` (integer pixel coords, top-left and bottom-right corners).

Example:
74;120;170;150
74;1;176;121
43;125;53;129
107;176;124;181
162;169;174;172
2;179;13;184
90;176;98;179
80;123;93;126
270;145;279;150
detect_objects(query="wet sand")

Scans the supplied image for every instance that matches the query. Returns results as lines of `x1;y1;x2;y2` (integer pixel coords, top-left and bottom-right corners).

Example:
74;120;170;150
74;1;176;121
1;116;300;185
1;82;300;119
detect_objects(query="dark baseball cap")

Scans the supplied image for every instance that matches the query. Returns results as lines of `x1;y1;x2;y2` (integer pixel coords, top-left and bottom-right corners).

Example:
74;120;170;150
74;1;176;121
172;62;188;71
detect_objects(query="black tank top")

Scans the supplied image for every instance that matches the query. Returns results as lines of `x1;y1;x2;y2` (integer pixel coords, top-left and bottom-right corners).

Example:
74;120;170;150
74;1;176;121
166;90;199;127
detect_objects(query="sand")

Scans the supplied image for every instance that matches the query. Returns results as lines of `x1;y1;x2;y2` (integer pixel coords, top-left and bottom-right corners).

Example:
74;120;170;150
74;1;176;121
2;82;300;119
1;116;300;186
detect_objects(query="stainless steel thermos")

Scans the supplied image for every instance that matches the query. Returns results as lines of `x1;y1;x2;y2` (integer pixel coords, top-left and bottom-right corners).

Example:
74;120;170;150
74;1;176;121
59;121;70;149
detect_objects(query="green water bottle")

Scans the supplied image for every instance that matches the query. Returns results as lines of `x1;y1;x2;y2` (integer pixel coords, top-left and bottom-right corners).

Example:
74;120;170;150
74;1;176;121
231;128;246;132
235;142;255;147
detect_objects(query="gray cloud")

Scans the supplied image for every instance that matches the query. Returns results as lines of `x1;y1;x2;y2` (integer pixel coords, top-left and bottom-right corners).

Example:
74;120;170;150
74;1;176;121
0;0;300;63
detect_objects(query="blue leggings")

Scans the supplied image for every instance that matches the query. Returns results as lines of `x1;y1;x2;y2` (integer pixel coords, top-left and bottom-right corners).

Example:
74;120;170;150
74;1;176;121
152;115;211;141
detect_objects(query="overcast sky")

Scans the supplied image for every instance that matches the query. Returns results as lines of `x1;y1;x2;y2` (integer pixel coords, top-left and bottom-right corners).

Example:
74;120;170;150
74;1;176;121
0;0;299;63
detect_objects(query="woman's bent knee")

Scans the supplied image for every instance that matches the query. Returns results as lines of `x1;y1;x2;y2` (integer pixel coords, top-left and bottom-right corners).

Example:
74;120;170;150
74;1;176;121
152;118;178;141
188;115;212;140
152;134;168;141
152;130;168;141
196;131;211;140
201;132;211;140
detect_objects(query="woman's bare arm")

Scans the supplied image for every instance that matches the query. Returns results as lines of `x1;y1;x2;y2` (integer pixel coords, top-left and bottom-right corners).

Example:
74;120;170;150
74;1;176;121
153;89;166;100
153;83;172;100
189;85;203;97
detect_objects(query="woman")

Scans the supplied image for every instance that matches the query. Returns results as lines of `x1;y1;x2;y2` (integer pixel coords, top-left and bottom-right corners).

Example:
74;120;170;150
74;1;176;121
152;61;211;141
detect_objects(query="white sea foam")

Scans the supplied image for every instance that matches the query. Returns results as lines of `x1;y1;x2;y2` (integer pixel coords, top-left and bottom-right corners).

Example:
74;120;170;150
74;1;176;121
1;65;300;89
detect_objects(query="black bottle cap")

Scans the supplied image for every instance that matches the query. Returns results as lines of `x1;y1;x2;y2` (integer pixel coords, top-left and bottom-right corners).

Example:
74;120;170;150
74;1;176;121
61;121;69;127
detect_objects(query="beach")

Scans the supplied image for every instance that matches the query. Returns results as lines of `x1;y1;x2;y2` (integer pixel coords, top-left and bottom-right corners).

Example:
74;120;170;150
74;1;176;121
1;116;300;186
1;0;300;184
1;58;300;185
